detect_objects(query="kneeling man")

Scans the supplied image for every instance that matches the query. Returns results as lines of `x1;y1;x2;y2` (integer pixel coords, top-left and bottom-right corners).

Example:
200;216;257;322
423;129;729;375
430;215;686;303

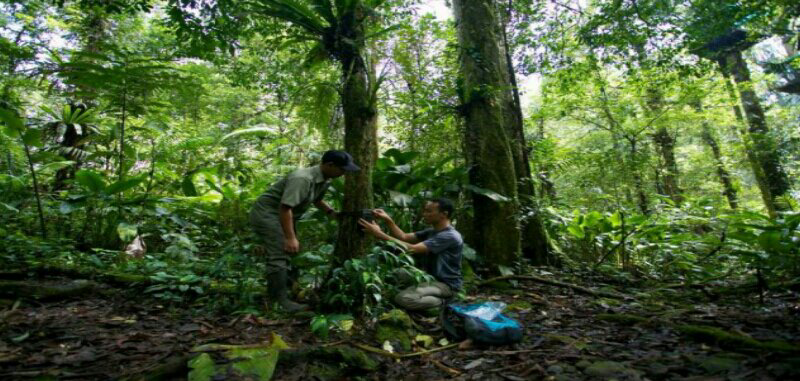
359;198;463;310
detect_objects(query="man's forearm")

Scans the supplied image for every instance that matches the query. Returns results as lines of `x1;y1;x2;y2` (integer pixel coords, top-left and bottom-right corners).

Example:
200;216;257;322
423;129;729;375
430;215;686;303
279;207;296;239
374;230;411;251
386;220;407;240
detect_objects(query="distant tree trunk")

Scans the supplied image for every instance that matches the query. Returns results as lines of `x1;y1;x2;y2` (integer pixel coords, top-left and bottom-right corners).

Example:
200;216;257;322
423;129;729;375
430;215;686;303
720;69;773;212
537;115;557;200
693;101;738;209
644;86;682;205
700;124;739;209
626;137;649;215
332;6;378;261
718;50;791;215
453;0;521;270
651;126;681;203
499;0;553;265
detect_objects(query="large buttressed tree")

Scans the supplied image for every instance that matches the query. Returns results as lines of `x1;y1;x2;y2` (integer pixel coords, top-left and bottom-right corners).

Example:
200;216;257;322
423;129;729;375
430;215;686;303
452;0;522;270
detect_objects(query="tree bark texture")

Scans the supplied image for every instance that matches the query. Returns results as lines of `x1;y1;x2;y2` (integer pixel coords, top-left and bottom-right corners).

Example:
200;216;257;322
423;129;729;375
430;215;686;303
644;86;682;205
453;0;521;268
719;50;791;215
651;126;682;204
498;0;553;265
332;6;378;261
720;68;774;214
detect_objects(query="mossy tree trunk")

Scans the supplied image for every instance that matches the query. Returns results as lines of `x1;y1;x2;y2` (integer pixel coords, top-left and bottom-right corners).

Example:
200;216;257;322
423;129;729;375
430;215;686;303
718;50;791;216
332;5;378;262
498;0;553;265
453;0;521;270
644;87;682;205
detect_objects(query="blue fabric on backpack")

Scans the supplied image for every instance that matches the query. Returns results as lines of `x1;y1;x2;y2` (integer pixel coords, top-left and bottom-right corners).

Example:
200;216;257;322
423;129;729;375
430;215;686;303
442;302;524;345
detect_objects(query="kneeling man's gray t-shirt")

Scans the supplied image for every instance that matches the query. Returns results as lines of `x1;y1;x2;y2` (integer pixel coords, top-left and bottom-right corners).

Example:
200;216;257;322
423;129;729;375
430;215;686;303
414;226;463;290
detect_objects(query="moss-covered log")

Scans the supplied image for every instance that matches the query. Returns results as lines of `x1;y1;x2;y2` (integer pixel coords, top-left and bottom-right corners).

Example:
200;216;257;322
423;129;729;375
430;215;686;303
597;313;800;353
13;262;263;297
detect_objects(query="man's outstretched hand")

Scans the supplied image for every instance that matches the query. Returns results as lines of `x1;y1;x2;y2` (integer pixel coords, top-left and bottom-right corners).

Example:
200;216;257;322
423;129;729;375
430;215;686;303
372;209;393;222
358;218;383;237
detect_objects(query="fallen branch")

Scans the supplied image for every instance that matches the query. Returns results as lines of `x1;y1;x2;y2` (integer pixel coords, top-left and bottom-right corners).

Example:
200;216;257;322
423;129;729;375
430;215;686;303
14;262;263;298
431;359;462;377
0;279;97;300
121;354;192;381
478;275;629;300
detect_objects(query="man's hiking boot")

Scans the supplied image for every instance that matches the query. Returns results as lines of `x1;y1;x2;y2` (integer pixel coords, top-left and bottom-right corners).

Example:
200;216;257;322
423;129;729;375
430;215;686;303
267;270;309;313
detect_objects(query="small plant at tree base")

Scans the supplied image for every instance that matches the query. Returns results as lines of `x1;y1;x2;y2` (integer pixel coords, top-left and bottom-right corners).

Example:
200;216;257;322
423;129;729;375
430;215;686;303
145;271;209;303
310;313;354;340
321;243;432;319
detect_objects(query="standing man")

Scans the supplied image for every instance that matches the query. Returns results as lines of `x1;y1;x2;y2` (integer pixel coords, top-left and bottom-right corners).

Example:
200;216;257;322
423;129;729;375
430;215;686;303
250;150;360;312
358;198;463;311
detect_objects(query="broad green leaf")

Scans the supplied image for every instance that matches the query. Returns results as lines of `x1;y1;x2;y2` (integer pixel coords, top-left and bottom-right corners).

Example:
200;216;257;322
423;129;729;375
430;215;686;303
757;230;783;253
462;245;477;261
567;224;585;239
188;353;215;381
583;211;603;228
610;211;623;227
388;190;413;207
182;173;198;197
0;108;24;135
106;177;145;194
189;333;288;381
117;222;138;242
75;169;107;193
22;129;42;147
37;161;75;173
465;185;510;202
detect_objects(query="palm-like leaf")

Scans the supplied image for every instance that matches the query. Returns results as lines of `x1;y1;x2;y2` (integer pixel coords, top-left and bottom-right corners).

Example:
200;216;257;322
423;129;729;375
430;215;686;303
218;126;278;144
250;0;331;36
309;0;337;25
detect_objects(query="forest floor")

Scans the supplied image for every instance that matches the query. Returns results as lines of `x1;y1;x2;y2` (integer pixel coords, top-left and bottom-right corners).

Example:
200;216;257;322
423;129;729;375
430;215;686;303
1;269;799;380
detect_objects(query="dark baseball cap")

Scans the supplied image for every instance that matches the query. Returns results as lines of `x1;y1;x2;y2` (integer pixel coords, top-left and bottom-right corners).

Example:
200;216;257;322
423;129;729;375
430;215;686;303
322;150;360;172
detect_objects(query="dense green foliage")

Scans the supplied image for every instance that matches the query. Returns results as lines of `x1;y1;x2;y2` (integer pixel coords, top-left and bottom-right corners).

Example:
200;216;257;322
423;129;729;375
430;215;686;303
1;0;798;320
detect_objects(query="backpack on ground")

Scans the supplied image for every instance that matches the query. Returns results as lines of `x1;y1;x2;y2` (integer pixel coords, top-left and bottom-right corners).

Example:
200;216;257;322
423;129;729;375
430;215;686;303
441;302;523;345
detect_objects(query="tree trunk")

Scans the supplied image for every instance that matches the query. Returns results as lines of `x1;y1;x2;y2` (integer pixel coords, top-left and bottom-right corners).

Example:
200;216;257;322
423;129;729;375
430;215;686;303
627;138;650;215
20;130;46;240
453;0;521;269
719;50;791;215
720;68;773;213
701;124;739;209
499;0;553;265
694;102;738;209
332;7;378;262
644;86;682;205
651;126;682;204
